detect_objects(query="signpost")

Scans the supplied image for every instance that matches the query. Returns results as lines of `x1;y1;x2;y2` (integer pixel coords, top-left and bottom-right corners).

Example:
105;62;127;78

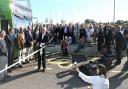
113;0;115;22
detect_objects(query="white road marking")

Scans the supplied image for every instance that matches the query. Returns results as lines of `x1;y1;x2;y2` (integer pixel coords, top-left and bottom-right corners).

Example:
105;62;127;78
110;70;128;73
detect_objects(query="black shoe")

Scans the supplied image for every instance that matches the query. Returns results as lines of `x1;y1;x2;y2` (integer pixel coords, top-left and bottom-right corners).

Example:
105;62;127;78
25;60;30;64
19;65;23;68
36;68;40;72
115;61;121;65
7;69;12;73
35;59;38;62
22;62;27;64
42;69;45;72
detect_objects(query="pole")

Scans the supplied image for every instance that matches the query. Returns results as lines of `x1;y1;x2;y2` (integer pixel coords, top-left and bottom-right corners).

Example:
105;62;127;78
0;7;2;31
49;8;51;24
113;0;115;22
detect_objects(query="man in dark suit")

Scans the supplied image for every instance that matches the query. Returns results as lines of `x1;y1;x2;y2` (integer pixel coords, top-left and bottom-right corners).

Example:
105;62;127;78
25;26;33;62
97;25;104;55
104;25;113;54
33;25;39;60
115;25;124;65
5;28;14;73
36;25;49;72
125;30;128;63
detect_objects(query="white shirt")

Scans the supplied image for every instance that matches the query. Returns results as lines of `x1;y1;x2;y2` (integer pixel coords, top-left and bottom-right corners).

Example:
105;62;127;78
86;29;94;42
29;31;32;36
119;30;124;35
86;29;91;37
64;27;67;33
78;71;109;89
90;28;94;35
42;34;45;40
44;27;47;32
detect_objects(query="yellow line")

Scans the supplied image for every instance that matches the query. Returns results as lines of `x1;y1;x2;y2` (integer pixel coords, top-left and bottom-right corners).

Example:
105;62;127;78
47;61;70;64
47;59;73;68
58;63;73;69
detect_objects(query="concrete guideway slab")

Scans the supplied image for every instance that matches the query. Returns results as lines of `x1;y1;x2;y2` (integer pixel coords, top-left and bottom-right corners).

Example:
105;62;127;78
0;52;128;89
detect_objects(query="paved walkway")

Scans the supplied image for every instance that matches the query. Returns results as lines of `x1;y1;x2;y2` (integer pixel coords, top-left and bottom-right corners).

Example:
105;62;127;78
0;56;128;89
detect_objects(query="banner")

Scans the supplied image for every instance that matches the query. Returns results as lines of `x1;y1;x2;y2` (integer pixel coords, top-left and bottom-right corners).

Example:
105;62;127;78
13;0;32;20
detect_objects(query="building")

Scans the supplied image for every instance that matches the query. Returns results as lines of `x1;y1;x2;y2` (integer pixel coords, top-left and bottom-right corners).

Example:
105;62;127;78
0;0;32;31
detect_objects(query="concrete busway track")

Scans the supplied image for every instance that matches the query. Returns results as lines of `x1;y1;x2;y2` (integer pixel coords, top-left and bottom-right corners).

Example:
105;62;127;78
0;44;128;89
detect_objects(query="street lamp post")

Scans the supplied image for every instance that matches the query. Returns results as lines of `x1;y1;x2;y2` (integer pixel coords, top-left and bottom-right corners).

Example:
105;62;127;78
113;0;115;22
49;8;51;24
0;7;2;31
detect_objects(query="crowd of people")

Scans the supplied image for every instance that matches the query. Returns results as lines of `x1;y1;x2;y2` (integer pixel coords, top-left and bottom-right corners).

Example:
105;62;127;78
0;22;128;81
52;23;128;65
0;24;56;79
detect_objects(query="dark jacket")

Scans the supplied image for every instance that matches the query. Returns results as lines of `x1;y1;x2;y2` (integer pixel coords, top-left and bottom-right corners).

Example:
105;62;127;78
104;28;113;46
97;28;104;43
5;33;13;48
25;31;33;47
37;33;49;45
115;31;124;49
33;30;39;41
0;39;7;56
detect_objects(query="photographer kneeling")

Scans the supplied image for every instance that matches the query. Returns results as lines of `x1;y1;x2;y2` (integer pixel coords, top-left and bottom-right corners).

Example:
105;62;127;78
76;64;109;89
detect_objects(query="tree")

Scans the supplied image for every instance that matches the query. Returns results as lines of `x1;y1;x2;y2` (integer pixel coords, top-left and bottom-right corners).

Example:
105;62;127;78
85;19;90;24
124;21;128;24
115;20;124;25
84;19;95;24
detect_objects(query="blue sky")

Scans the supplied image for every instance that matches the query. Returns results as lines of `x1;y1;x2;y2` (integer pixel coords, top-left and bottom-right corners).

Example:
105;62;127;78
29;0;128;23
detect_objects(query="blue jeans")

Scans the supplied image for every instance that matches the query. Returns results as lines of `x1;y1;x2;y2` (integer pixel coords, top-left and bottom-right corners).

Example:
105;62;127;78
74;44;84;53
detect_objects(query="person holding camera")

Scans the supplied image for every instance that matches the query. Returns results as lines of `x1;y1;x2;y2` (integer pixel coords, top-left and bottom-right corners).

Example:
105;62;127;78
76;64;109;89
